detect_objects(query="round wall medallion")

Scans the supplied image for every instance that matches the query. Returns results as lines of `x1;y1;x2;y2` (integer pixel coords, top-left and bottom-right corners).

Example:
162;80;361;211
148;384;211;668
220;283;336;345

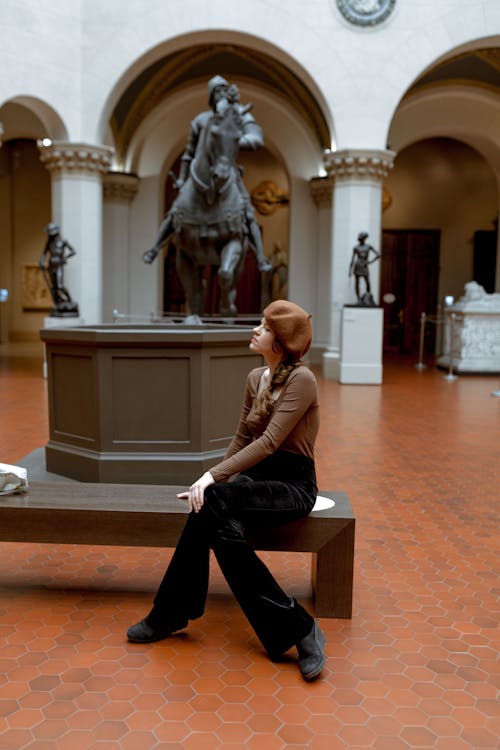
336;0;396;27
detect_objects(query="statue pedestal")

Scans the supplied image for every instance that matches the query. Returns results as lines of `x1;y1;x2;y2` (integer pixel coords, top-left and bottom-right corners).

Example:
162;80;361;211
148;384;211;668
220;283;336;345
334;307;383;384
40;325;260;484
42;316;85;377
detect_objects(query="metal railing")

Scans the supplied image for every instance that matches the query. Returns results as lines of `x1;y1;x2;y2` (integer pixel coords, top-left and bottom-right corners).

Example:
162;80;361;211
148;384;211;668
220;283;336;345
111;309;260;326
414;311;459;381
416;310;500;390
441;312;459;381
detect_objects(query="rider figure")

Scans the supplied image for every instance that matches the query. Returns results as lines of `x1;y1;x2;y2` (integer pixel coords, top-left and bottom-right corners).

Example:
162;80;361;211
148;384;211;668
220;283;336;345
147;76;272;272
39;223;79;315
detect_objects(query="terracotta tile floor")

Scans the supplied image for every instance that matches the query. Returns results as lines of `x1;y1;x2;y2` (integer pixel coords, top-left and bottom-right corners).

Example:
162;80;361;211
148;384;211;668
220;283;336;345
0;341;499;749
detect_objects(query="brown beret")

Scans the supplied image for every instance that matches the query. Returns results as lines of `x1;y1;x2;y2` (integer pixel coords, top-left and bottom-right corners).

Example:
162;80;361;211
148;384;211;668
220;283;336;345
263;300;312;360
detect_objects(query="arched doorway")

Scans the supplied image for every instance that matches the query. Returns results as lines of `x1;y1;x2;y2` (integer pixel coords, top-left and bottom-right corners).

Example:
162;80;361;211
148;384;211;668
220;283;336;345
382;138;498;356
107;40;330;321
0;98;66;341
383;46;500;357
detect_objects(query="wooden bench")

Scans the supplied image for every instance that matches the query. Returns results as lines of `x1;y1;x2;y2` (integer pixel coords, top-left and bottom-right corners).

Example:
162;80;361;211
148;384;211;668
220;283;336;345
0;482;355;618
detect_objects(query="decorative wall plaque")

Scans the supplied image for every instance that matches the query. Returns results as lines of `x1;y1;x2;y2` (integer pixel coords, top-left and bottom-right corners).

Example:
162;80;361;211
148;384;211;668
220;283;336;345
336;0;396;27
22;264;52;312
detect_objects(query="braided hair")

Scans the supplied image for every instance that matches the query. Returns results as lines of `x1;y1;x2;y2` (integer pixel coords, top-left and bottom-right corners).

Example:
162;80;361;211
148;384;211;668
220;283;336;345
254;355;300;418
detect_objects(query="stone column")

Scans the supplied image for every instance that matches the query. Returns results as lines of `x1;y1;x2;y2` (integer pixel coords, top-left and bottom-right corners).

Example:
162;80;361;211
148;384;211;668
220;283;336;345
322;148;395;379
102;171;139;322
309;175;334;352
38;141;114;323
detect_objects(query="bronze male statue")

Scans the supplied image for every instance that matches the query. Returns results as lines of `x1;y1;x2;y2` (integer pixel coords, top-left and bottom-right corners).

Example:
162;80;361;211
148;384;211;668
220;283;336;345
349;231;380;306
39;223;79;316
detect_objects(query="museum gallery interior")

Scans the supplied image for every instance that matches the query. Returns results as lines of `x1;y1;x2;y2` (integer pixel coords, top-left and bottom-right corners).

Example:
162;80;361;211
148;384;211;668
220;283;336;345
0;2;499;749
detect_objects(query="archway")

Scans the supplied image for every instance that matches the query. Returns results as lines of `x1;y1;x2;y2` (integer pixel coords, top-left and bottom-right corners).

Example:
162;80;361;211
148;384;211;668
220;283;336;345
0;98;67;341
382;46;500;358
103;40;331;320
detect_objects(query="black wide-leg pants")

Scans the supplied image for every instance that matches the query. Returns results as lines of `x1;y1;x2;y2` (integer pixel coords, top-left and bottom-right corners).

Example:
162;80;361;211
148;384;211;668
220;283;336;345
151;451;318;658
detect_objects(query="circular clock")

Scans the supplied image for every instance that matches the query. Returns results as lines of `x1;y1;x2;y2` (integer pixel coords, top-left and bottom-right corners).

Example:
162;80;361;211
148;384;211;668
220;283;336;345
336;0;396;27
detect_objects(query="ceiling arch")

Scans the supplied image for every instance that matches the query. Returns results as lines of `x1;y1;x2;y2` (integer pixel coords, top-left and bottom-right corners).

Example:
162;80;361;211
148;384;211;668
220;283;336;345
0;96;68;142
386;44;500;177
110;42;331;166
410;43;500;92
389;84;500;179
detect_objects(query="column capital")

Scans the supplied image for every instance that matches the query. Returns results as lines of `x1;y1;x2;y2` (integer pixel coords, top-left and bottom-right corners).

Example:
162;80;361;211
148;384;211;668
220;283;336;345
324;148;396;181
309;175;335;207
37;140;114;177
103;171;139;202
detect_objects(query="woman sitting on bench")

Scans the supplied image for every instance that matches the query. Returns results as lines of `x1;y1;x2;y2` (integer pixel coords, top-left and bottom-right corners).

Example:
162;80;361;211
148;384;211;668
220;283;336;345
127;300;326;681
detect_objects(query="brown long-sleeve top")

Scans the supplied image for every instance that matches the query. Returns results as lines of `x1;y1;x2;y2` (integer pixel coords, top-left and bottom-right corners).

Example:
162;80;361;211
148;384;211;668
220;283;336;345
210;365;320;483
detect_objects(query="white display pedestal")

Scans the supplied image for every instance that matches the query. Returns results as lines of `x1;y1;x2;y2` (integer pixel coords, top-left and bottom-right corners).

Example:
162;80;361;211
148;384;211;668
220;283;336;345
437;309;500;374
334;306;383;384
437;282;500;373
42;316;85;378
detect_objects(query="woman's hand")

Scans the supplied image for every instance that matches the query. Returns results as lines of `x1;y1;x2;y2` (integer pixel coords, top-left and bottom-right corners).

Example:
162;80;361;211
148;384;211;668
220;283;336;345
177;471;215;513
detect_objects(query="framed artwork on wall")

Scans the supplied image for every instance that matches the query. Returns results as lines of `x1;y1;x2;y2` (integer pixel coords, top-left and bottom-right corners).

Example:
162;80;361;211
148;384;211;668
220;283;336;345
22;264;52;312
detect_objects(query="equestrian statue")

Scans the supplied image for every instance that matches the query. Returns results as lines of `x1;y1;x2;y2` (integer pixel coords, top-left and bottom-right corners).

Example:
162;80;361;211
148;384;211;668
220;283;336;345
143;76;272;320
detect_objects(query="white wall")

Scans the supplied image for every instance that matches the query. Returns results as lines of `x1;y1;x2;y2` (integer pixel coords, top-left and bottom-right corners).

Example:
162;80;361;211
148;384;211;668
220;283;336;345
3;2;500;152
0;0;79;138
86;1;500;151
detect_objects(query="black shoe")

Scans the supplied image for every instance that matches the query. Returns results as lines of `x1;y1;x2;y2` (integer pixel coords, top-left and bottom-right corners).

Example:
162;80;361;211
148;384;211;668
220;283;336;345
127;617;187;643
296;621;326;680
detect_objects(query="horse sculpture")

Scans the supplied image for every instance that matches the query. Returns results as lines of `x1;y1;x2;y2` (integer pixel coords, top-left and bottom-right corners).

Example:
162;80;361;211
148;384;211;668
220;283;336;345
143;100;253;319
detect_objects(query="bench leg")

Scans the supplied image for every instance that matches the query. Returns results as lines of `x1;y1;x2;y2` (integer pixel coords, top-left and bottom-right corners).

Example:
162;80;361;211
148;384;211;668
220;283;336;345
310;520;355;618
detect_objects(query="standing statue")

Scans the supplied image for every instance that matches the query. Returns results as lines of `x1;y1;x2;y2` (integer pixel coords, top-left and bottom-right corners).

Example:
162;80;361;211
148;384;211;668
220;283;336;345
268;241;289;304
349;231;381;306
143;76;272;320
38;223;79;316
